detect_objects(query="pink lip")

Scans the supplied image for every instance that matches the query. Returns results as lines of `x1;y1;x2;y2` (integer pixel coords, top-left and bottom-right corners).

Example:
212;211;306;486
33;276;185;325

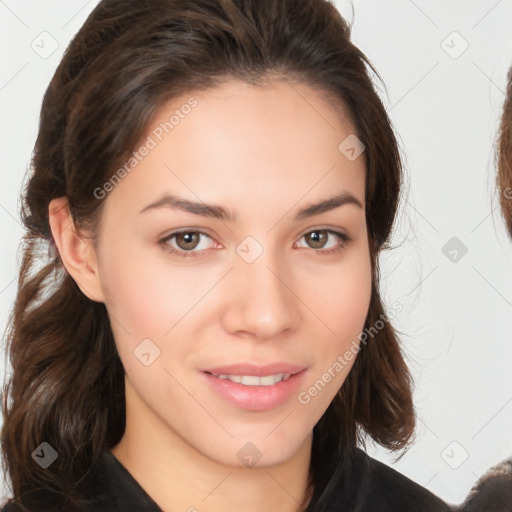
201;362;307;377
201;364;308;412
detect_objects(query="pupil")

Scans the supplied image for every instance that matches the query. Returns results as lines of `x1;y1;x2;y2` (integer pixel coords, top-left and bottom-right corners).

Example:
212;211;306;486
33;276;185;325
179;232;198;249
309;230;326;248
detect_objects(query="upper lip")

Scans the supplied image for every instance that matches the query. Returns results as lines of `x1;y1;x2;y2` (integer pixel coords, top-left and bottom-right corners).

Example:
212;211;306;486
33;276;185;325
202;362;307;377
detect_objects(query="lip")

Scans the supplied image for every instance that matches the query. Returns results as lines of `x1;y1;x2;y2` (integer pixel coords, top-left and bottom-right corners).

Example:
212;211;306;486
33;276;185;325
201;362;307;377
201;363;308;412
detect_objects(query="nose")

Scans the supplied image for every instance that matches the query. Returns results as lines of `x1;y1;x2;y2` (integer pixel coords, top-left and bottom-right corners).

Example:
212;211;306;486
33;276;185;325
220;250;301;341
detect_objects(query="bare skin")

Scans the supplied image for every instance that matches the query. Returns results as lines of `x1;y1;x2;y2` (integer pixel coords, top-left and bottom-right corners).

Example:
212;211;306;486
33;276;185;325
49;78;371;512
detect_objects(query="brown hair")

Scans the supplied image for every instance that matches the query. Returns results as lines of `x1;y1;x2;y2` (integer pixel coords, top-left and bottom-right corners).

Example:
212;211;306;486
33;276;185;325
497;66;512;237
1;1;414;510
460;458;512;512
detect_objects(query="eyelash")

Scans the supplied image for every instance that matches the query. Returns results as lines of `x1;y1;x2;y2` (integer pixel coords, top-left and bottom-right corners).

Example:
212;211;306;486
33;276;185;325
158;228;352;259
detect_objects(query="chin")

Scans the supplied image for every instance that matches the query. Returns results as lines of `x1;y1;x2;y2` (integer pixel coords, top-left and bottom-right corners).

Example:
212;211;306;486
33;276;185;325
203;432;306;470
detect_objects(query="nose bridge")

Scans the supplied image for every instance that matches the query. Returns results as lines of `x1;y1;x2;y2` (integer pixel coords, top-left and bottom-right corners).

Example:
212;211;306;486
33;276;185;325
224;237;299;338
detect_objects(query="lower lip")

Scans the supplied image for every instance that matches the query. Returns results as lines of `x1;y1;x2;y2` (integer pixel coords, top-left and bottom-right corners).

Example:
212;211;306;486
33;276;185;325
202;369;308;411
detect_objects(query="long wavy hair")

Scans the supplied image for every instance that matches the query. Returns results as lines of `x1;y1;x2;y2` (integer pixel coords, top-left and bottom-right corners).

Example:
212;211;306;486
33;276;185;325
1;0;415;510
497;66;512;237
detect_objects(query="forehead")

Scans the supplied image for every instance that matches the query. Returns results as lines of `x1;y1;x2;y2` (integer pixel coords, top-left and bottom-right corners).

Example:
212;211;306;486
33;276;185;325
154;77;357;142
101;78;366;220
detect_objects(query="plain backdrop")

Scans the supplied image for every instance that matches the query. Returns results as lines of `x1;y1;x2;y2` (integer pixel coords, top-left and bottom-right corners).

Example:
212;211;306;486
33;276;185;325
1;0;512;506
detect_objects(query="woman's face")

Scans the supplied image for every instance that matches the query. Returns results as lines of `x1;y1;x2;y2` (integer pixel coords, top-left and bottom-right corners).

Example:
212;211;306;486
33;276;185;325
94;78;372;467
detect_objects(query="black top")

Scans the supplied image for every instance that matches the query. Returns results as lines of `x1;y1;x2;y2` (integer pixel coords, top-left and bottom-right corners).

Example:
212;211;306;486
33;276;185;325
1;448;453;511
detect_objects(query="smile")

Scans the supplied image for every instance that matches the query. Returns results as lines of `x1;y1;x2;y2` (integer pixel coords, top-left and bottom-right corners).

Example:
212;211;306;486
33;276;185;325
206;373;292;386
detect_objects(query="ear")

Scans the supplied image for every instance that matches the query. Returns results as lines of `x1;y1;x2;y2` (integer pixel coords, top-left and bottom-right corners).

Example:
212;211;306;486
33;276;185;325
48;197;105;303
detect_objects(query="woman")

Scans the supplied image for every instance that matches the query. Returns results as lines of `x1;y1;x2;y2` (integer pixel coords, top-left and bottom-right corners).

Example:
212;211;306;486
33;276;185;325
0;0;452;510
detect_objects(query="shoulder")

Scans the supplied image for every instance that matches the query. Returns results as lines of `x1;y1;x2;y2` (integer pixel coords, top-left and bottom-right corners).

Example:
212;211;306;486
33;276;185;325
0;451;160;512
459;457;512;511
0;503;20;512
353;448;453;512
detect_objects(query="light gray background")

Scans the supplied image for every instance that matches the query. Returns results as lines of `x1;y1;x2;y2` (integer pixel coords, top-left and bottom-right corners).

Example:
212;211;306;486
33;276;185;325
1;0;512;506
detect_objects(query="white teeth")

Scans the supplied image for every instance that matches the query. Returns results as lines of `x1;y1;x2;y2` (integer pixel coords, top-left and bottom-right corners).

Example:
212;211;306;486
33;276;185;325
215;373;292;386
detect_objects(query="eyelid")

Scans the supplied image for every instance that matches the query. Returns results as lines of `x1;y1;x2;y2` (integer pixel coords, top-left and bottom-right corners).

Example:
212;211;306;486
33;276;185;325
158;225;351;258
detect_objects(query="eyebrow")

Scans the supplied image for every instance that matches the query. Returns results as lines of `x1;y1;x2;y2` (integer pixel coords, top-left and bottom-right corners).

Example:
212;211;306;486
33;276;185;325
139;191;363;222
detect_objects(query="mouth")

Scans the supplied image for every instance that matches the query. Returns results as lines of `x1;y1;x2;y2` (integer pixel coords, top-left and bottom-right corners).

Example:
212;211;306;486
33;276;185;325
204;372;293;386
200;363;308;411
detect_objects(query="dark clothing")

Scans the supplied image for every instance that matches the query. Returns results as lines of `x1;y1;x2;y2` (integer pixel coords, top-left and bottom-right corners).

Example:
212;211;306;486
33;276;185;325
1;448;453;511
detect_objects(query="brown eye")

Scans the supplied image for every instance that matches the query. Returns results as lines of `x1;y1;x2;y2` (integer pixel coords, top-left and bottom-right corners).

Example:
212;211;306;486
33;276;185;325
295;228;351;255
159;230;217;259
305;230;329;249
174;232;201;251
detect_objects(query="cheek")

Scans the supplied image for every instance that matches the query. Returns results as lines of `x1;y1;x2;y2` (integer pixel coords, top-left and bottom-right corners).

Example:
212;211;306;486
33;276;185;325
98;244;203;337
305;244;372;398
319;248;372;344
